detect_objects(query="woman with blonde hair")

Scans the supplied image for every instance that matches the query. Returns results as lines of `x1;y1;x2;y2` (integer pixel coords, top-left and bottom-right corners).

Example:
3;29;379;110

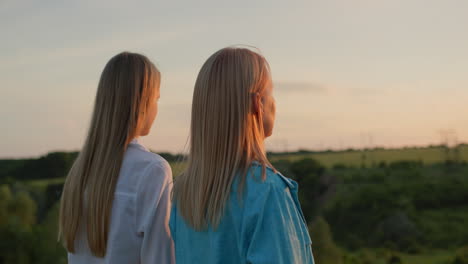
59;52;175;264
170;47;315;263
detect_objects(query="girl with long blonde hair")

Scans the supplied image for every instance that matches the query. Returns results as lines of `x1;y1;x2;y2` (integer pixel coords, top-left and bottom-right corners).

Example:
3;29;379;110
170;47;315;263
59;52;175;264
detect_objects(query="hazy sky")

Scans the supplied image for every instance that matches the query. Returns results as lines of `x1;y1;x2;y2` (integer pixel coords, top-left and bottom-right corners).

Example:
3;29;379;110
1;0;467;158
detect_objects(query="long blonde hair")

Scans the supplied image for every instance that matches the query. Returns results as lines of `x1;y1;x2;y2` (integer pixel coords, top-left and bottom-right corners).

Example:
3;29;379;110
59;52;160;257
172;47;274;230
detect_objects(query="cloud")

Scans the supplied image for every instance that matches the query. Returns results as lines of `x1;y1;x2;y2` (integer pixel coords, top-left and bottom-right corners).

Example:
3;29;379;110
346;87;387;97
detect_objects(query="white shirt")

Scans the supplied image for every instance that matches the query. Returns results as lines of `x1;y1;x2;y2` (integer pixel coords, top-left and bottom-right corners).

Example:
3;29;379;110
68;139;175;264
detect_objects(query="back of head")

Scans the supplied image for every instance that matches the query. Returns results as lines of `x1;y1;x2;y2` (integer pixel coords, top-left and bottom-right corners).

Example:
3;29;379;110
173;47;274;230
59;52;160;257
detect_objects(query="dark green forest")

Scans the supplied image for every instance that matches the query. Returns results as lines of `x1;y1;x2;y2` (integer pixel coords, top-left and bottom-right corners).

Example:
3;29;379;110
1;149;468;264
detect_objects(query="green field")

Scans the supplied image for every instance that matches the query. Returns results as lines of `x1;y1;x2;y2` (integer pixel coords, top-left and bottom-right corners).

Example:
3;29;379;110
26;177;66;189
271;145;468;168
2;145;467;264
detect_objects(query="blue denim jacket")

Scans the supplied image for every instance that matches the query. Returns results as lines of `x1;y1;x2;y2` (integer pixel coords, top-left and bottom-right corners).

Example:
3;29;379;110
169;162;315;264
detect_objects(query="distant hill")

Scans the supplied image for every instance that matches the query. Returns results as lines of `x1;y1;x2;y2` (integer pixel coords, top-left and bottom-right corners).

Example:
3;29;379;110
1;144;467;182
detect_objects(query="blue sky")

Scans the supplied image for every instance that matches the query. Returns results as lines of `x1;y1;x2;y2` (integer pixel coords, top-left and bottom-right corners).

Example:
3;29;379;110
1;0;467;158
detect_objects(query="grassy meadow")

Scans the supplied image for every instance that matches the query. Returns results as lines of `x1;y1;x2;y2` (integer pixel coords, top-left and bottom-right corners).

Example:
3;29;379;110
270;145;468;168
1;145;467;264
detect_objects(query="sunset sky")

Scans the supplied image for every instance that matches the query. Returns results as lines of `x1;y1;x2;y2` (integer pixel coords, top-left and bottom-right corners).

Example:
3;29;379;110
1;0;467;158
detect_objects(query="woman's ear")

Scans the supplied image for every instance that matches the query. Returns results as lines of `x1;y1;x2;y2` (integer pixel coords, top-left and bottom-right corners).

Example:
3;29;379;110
251;92;262;116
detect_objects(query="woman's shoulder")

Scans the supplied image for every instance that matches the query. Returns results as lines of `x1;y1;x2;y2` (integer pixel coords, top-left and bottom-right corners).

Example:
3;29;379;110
248;161;295;187
232;162;299;221
121;141;172;188
242;161;297;194
126;141;170;170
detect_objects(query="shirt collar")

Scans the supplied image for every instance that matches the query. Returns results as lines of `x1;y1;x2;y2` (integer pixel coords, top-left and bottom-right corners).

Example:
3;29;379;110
252;160;297;190
129;138;139;145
